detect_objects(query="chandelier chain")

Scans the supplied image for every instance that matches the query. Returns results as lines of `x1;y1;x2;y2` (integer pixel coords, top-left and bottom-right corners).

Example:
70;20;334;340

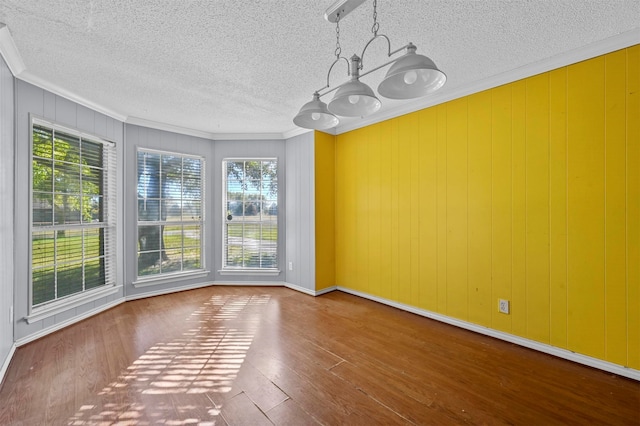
335;13;342;58
371;0;379;35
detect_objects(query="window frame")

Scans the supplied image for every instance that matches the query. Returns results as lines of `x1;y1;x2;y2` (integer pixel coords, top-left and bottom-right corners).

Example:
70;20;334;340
221;158;280;274
28;117;118;318
135;148;206;281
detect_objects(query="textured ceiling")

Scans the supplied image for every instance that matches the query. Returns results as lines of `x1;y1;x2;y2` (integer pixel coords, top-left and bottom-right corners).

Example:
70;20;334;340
0;0;638;137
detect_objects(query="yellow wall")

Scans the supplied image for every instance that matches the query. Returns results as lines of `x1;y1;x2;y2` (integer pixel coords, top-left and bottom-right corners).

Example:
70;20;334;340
333;46;640;368
315;130;336;291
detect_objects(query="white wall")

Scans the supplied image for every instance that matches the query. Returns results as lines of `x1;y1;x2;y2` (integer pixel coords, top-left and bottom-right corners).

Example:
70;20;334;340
0;55;15;377
13;80;125;342
284;132;316;291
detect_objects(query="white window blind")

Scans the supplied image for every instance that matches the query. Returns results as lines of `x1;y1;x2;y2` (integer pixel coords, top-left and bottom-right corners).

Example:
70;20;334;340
223;159;278;270
137;149;205;277
31;120;117;308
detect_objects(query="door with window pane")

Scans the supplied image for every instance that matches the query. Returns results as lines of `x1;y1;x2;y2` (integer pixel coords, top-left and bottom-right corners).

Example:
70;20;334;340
223;159;278;270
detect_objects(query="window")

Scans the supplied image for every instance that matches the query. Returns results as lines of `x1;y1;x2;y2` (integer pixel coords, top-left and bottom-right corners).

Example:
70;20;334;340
223;159;278;270
137;149;204;277
31;120;117;308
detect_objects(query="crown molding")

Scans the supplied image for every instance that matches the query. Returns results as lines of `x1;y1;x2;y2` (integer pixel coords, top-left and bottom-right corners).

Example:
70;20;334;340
126;116;217;140
128;116;299;141
19;70;128;122
282;126;313;140
333;28;640;135
1;24;127;122
211;132;288;141
0;23;25;75
3;20;637;139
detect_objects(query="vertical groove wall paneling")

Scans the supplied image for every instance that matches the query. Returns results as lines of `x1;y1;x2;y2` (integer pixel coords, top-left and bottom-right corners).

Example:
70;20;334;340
525;73;550;343
567;56;606;360
314;131;336;291
446;98;468;321
336;130;356;293
379;120;394;301
510;79;528;337
467;90;492;327
285;133;315;290
418;108;438;311
626;45;640;369
548;67;568;349
358;126;371;295
604;49;627;366
390;120;400;300
333;46;639;368
397;114;415;305
366;124;382;297
436;104;448;311
491;84;513;333
409;112;422;306
0;56;15;371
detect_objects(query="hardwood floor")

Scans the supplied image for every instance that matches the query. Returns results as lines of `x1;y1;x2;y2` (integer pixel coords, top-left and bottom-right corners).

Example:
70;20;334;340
1;286;638;425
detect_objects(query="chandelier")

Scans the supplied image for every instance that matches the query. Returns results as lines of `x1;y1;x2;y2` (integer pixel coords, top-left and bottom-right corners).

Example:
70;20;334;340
293;0;446;130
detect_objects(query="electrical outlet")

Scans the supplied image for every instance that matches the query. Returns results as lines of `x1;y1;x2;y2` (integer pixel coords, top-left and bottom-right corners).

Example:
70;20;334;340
499;299;510;314
288;262;293;271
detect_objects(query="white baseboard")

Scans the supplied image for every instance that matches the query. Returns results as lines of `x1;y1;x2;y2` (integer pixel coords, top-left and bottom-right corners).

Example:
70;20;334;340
315;285;338;296
336;286;640;382
16;281;291;349
126;281;219;301
213;280;287;286
284;282;317;296
284;283;337;296
10;282;635;382
0;343;17;386
127;280;313;301
15;298;124;347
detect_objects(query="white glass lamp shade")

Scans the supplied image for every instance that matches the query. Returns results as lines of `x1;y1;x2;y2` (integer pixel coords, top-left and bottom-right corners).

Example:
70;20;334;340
378;44;446;100
328;78;381;117
293;93;339;130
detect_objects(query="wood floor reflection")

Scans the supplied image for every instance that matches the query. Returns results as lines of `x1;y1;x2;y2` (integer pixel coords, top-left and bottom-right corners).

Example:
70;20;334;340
0;286;638;425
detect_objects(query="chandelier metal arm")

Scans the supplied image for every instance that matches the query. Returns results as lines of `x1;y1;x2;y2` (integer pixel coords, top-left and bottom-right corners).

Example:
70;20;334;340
359;56;397;80
317;83;342;99
316;40;415;97
360;38;414;77
359;33;391;71
316;55;352;94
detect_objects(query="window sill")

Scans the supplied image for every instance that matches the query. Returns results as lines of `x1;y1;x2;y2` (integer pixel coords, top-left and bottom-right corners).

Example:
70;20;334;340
132;269;210;288
26;284;122;324
218;269;281;277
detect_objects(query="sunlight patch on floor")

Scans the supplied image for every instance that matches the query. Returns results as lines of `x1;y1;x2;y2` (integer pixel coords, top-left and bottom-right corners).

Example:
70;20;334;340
67;294;270;425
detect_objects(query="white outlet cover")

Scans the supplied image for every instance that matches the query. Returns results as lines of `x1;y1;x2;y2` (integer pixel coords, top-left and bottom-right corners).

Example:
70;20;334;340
499;299;510;314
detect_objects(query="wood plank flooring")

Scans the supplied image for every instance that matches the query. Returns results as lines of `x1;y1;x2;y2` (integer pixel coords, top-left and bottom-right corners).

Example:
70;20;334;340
0;286;638;425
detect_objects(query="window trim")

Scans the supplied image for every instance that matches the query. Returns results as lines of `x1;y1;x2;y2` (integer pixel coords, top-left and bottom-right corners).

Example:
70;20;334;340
132;269;210;288
25;284;121;324
28;117;118;316
135;147;207;281
218;268;281;276
221;157;280;273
